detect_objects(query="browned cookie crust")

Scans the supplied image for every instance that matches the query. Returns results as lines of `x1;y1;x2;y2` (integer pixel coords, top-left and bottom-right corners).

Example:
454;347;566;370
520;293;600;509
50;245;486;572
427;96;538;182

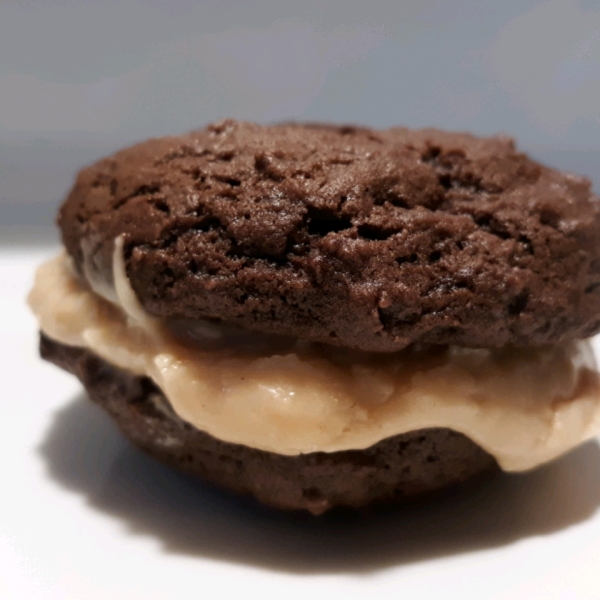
41;334;497;514
59;121;600;352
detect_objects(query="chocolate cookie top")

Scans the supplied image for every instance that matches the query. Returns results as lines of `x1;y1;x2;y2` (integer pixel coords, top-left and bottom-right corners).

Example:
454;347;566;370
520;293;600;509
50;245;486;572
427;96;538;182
59;120;600;352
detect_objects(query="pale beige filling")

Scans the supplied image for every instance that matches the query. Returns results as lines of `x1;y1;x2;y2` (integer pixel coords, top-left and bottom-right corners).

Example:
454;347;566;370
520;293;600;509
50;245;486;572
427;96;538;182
28;245;600;471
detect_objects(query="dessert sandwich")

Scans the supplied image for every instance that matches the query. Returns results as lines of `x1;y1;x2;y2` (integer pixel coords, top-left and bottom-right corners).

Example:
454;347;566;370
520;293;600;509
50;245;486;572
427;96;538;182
29;120;600;514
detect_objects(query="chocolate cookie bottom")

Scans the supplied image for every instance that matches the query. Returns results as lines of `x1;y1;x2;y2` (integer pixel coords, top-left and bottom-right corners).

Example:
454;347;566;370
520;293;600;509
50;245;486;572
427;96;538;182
41;333;498;514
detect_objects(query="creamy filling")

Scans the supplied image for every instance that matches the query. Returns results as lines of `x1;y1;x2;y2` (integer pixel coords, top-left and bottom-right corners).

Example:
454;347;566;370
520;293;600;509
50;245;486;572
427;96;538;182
28;244;600;471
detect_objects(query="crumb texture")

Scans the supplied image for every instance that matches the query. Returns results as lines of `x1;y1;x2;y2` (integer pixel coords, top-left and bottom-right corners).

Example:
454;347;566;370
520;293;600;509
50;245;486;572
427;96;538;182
41;334;497;513
60;120;600;351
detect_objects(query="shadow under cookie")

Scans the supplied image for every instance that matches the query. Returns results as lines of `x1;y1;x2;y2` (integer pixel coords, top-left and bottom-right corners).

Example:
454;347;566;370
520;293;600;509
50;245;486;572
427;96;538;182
38;393;600;574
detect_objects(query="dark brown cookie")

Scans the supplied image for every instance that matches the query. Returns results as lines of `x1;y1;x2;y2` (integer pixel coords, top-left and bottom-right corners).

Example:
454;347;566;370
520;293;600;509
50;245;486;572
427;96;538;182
59;120;600;352
41;333;497;514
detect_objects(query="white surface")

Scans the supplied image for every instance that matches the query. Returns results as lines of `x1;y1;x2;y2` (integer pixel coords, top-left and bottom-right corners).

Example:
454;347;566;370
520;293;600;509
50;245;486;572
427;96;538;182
2;246;600;600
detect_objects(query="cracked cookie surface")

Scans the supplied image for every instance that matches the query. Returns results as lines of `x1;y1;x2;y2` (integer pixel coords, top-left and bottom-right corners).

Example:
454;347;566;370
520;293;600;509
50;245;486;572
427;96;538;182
59;120;600;352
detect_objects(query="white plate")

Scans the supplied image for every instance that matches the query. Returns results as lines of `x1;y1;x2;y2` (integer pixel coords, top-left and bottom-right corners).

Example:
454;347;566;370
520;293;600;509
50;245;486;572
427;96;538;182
2;247;600;600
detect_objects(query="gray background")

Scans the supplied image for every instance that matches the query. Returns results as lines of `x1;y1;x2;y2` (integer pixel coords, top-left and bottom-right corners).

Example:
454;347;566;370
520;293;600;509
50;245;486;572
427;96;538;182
2;0;599;243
